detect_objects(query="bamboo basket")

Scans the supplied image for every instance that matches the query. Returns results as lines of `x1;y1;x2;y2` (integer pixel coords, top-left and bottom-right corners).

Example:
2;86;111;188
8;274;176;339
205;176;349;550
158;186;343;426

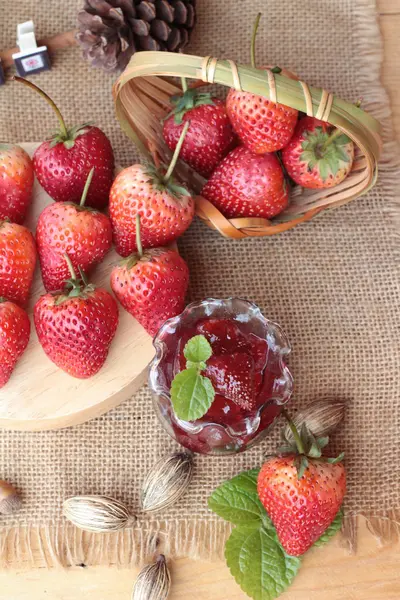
113;51;382;239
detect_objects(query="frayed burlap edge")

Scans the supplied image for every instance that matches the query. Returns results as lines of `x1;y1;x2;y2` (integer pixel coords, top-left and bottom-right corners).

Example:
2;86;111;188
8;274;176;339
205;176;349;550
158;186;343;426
1;0;399;569
1;511;400;568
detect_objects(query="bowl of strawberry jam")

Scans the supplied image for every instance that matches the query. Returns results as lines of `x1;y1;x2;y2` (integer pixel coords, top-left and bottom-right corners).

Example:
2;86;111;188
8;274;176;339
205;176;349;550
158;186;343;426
149;298;293;455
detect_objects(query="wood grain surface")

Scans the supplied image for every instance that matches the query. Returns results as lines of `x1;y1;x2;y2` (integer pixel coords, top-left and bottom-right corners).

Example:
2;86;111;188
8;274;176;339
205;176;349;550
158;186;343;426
0;144;154;431
0;1;399;597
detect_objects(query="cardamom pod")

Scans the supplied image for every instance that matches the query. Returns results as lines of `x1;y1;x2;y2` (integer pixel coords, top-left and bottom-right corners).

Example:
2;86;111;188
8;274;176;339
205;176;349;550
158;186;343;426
283;399;345;442
141;452;194;513
63;495;134;532
0;480;22;515
132;555;171;600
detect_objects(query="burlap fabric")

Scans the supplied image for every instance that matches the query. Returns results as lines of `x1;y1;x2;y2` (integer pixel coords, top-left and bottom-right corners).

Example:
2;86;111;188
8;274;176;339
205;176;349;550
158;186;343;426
0;0;399;569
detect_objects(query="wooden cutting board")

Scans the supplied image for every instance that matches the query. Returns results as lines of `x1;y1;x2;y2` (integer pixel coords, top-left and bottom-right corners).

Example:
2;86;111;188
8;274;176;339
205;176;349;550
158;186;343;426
0;143;154;431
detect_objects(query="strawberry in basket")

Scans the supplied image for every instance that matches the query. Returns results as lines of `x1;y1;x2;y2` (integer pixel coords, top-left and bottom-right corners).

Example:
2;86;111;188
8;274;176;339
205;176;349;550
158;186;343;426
0;299;30;388
163;79;237;178
15;77;114;209
110;123;195;256
202;146;288;219
281;117;355;189
226;14;298;154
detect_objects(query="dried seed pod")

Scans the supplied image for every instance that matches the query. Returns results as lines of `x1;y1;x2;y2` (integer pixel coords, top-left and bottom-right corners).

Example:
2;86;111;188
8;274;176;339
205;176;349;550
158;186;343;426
63;495;133;532
283;399;346;442
141;452;194;513
0;480;22;515
132;554;171;600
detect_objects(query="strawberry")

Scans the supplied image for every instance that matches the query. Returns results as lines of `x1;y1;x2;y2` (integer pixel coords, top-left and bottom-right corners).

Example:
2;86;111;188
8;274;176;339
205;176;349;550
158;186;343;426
205;352;256;410
110;215;189;336
257;414;346;556
0;221;37;308
201;146;288;219
34;256;118;378
109;123;195;256
226;14;298;154
36;168;112;292
0;299;30;388
15;77;114;209
281;117;355;189
163;82;236;177
0;144;34;224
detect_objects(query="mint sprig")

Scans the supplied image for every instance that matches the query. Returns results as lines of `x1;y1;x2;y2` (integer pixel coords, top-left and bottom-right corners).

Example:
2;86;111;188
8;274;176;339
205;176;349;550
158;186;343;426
170;335;215;421
209;469;343;600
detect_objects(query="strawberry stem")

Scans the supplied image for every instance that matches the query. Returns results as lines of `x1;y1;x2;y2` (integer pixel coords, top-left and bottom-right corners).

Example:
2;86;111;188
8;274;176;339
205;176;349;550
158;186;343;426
282;408;305;454
181;77;188;93
14;76;68;140
135;214;143;258
322;127;344;150
163;120;190;183
80;167;95;207
250;13;262;69
64;254;76;280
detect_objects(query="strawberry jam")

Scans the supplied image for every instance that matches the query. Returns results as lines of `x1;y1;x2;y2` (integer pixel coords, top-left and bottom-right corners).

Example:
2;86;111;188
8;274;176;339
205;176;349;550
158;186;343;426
149;298;293;455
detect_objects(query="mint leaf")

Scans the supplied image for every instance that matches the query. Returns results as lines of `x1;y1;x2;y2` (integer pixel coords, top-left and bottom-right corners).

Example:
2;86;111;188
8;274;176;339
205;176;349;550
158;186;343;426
170;368;215;420
225;525;301;600
208;470;265;526
313;510;343;547
184;335;212;363
186;360;207;371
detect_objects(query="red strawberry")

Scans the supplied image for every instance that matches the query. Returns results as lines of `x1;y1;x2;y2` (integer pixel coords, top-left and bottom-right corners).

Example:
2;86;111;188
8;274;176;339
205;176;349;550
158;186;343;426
36;168;112;292
34;256;118;378
226;15;298;153
163;85;236;177
281;117;354;189
0;299;30;388
257;454;346;556
110;216;189;336
202;146;288;219
0;221;37;307
110;124;195;256
16;77;114;209
205;352;256;410
0;144;34;224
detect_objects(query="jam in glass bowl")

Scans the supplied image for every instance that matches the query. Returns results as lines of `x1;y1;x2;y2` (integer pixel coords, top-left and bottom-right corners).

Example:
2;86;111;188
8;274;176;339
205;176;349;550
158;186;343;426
148;298;293;455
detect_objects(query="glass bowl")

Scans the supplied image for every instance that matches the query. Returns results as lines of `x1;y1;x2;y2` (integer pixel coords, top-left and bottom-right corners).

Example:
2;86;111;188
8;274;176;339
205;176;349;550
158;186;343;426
148;298;293;455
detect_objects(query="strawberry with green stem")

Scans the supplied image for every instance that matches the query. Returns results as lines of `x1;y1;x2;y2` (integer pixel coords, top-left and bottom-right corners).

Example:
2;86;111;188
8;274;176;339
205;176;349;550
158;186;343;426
257;408;346;556
34;254;118;378
15;77;114;209
0;298;30;388
226;13;298;154
281;116;355;188
36;167;112;292
109;123;195;256
162;76;237;178
110;214;189;336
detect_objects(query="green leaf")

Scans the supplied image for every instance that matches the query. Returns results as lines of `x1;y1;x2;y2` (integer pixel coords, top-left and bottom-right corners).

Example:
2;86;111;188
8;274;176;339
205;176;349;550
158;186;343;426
313;510;343;547
186;360;207;371
184;335;212;363
334;133;352;145
208;470;266;526
225;525;301;600
170;368;215;421
318;159;329;182
326;451;345;464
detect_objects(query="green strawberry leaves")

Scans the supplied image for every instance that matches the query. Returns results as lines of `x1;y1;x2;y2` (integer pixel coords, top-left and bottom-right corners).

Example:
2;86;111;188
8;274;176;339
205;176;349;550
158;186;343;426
300;126;353;182
166;89;215;124
170;335;215;421
209;469;344;600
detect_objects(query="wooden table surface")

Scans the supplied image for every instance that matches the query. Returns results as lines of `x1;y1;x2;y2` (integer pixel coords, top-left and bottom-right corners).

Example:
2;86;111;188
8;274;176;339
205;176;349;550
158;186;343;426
1;1;399;598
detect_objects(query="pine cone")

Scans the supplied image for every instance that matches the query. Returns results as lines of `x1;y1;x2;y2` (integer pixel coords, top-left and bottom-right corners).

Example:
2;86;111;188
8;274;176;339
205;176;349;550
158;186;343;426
77;0;196;74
